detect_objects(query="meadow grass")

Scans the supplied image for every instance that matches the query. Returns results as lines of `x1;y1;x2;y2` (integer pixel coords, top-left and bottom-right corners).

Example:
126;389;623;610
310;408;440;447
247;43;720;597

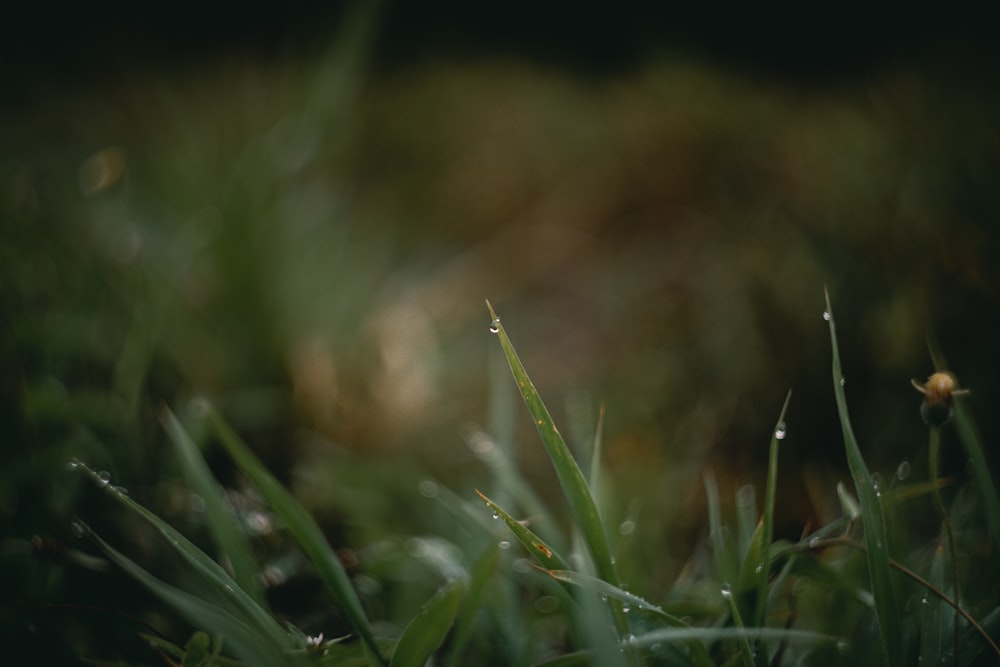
63;296;1000;666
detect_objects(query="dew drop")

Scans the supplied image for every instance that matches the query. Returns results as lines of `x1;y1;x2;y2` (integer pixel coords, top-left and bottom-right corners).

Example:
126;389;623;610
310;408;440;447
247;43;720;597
839;376;847;386
489;318;500;334
896;460;911;481
921;595;928;604
822;310;831;321
71;521;85;538
754;563;764;574
418;479;439;498
491;512;500;520
618;519;636;535
808;536;820;549
622;604;631;613
66;458;82;471
720;582;732;599
112;486;128;496
498;539;511;549
96;470;111;486
774;421;787;440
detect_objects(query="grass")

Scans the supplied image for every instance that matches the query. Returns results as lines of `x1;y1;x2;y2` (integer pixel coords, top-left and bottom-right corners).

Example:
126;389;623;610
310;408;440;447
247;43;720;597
51;295;999;665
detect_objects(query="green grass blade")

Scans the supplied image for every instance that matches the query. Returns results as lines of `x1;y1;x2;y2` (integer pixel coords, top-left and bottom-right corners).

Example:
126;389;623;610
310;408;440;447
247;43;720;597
824;289;901;667
722;587;755;667
952;398;1000;582
389;577;466;667
485;302;618;587
444;544;502;667
80;522;295;667
740;390;792;629
72;461;291;649
203;404;386;666
475;490;570;572
162;408;268;608
704;469;738;587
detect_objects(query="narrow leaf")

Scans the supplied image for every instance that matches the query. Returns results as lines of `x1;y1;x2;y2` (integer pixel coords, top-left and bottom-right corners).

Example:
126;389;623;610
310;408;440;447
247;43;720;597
824;289;901;667
390;577;466;667
203;404;386;666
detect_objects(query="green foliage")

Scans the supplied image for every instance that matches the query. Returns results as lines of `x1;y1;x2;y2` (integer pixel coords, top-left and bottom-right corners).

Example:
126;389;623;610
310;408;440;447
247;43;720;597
49;298;1000;666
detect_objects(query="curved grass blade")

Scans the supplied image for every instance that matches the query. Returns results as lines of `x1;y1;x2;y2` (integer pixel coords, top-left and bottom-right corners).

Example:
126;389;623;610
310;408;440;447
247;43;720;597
824;289;901;667
389;577;466;667
485;301;617;588
475;490;569;572
73;461;290;651
163;408;267;608
203;404;386;666
80;522;296;667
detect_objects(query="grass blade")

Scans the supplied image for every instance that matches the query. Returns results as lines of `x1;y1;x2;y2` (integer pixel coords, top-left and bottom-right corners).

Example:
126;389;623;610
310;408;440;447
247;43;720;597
72;461;291;651
824;289;901;667
485;301;618;587
162;408;268;608
475;490;569;572
389;577;466;667
203;404;386;666
951;398;1000;583
704;469;738;587
80;522;295;667
444;544;502;667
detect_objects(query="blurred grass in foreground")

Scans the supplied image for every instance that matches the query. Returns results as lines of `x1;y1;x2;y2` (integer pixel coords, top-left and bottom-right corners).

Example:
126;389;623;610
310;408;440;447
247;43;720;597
2;19;1000;664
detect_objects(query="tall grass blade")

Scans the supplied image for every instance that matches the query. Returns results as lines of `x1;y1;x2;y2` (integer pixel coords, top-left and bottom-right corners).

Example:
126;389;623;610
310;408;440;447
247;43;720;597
824;289;901;667
80;522;296;667
444;544;502;667
704;469;738;586
951;398;1000;582
162;408;267;608
389;577;466;667
485;301;618;587
73;461;290;650
203;404;386;666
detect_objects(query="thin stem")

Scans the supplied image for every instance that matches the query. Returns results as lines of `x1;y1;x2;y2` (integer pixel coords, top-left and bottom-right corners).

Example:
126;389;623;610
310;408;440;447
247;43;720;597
930;426;961;665
790;537;1000;658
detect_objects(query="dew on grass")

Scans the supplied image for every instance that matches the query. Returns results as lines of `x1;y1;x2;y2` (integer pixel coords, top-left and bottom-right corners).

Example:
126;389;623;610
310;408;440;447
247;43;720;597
491;511;500;520
498;539;511;549
96;470;111;486
66;458;82;471
808;536;820;549
774;421;787;440
71;521;85;538
618;519;636;535
839;376;847;386
489;318;500;334
896;460;911;481
720;582;732;599
418;479;439;498
822;310;831;321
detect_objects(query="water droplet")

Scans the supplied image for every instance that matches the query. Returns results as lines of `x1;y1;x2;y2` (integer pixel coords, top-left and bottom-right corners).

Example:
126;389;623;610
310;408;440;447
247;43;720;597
112;486;128;496
822;310;831;321
774;421;787;440
720;582;732;599
498;539;511;549
808;536;820;549
71;521;85;538
754;563;764;574
489;318;500;334
66;458;82;470
491;512;500;520
896;460;911;481
418;479;439;498
839;376;847;386
618;519;636;535
96;470;111;486
622;604;631;613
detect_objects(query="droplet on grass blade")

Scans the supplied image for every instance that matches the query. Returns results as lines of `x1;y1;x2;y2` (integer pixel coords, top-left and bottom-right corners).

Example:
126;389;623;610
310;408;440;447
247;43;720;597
720;582;732;599
896;460;911;481
489;318;500;334
774;421;787;439
96;470;111;486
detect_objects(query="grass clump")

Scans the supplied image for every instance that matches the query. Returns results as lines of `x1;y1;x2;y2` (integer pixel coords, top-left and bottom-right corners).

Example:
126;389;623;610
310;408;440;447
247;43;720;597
59;295;1000;666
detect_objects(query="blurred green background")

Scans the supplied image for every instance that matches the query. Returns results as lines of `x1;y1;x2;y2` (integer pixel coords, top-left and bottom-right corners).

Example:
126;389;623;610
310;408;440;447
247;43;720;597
3;3;999;663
